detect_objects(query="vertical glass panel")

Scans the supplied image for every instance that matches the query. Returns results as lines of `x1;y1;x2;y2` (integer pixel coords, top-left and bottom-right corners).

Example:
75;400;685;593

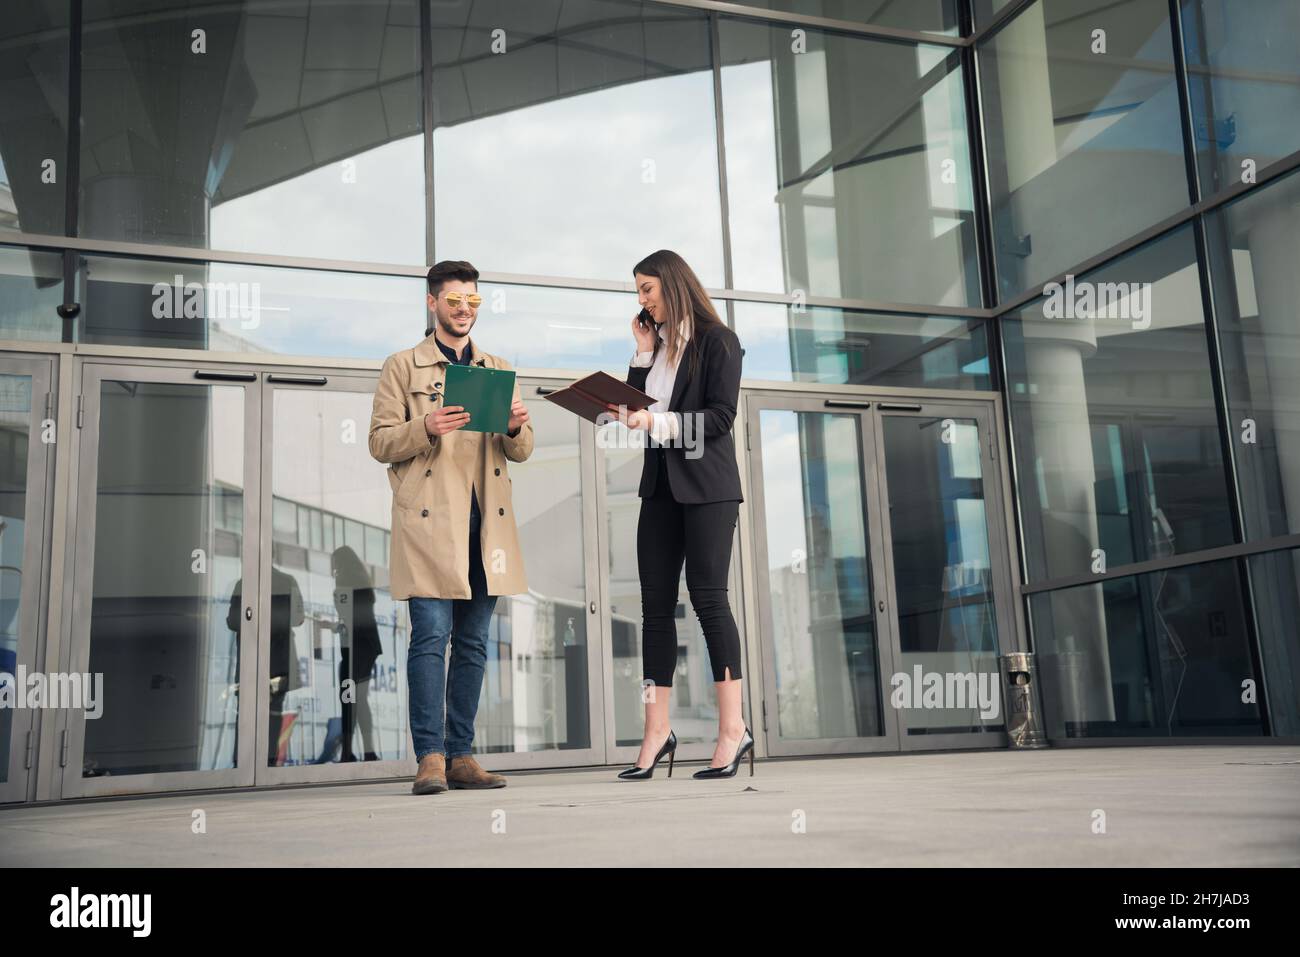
0;0;69;238
470;283;641;375
978;0;1190;301
77;254;424;357
759;409;882;739
0;246;63;342
1181;0;1300;199
431;0;724;285
79;0;424;261
734;301;990;388
720;19;980;306
1245;548;1300;736
1029;558;1263;737
1204;168;1300;542
0;374;34;783
604;437;740;747
736;0;961;36
478;392;590;752
1001;226;1234;583
268;387;407;766
881;414;1002;736
973;0;1018;27
85;381;244;776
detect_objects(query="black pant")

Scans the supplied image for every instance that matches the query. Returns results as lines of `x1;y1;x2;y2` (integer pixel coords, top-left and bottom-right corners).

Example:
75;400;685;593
636;449;742;686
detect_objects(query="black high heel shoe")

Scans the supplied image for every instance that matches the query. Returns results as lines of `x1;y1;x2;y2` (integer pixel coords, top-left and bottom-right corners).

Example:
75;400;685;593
693;726;755;779
617;729;677;780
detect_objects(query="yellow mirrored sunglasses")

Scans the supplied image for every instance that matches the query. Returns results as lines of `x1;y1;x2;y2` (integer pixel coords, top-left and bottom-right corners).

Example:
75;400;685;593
442;292;483;308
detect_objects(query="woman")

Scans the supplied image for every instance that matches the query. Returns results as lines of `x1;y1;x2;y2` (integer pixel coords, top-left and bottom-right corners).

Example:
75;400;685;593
331;545;384;762
606;249;754;780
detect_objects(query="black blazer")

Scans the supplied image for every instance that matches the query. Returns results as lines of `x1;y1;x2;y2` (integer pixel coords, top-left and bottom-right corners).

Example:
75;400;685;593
626;317;744;504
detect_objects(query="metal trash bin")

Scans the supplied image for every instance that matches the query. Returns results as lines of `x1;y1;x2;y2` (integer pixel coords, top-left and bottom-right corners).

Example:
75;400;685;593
998;652;1048;749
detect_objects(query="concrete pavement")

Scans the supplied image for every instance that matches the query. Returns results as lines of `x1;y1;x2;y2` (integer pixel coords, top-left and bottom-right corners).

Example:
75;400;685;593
1;745;1297;866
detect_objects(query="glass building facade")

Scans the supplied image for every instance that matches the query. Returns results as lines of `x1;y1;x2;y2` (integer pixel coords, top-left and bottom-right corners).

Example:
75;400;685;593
1;0;1297;802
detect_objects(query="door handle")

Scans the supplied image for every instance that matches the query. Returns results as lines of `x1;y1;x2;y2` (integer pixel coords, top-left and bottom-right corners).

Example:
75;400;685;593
589;601;597;614
267;374;328;385
824;399;871;409
245;606;253;621
537;387;559;396
877;599;885;614
195;370;257;382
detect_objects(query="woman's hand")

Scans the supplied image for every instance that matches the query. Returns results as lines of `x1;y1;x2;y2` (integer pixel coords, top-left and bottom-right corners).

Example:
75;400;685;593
631;313;657;354
605;402;652;431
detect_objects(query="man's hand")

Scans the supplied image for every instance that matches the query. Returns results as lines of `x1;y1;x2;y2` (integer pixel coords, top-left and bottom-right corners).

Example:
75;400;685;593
425;405;470;436
507;398;530;436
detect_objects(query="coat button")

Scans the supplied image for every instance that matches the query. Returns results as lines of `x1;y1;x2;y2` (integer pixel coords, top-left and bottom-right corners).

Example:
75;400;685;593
494;468;500;476
498;507;505;516
433;382;442;390
425;469;431;476
421;509;428;517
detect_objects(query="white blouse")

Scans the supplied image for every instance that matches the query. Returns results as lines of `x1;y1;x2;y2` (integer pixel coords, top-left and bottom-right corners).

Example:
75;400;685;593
630;317;691;445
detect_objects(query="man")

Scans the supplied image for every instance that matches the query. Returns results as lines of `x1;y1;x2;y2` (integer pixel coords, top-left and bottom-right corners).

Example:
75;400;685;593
368;260;533;794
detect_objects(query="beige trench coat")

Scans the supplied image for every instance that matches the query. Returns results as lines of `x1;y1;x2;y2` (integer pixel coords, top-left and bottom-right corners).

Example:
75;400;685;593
368;333;534;599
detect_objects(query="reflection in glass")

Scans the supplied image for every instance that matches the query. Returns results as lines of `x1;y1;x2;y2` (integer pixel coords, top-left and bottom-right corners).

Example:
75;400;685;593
720;19;979;306
78;254;424;358
1181;0;1300;199
979;0;1189;300
1204;169;1300;542
737;0;960;35
0;374;33;783
0;1;68;237
759;409;881;740
1001;226;1234;584
79;0;424;261
84;381;244;776
477;395;590;752
266;389;406;766
431;0;723;284
1030;558;1263;737
604;435;738;746
0;246;63;342
734;301;989;388
471;283;643;375
1245;548;1300;737
881;414;1002;735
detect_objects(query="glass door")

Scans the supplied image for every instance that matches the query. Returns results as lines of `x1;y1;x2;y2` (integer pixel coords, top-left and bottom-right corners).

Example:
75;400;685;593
0;355;54;804
256;371;413;783
746;391;1016;757
592;405;749;767
872;401;1016;750
746;394;900;755
62;363;261;797
469;378;604;768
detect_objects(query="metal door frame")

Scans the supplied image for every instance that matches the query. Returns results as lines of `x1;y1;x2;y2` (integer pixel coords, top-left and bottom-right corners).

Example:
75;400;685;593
257;370;609;779
744;388;1021;757
591;413;749;768
743;391;903;757
0;354;56;803
60;360;262;798
869;398;1015;752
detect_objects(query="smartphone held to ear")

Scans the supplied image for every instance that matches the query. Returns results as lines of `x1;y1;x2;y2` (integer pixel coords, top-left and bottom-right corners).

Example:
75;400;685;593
637;308;654;329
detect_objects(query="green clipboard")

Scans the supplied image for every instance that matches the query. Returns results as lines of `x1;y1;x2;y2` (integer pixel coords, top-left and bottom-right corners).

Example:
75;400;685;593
442;364;516;434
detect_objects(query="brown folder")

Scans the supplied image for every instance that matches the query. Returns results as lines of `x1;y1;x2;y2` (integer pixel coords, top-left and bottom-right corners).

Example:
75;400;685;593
543;371;658;424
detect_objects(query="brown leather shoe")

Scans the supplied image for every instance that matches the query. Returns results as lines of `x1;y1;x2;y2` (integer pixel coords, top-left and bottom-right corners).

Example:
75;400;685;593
412;753;447;794
447;754;506;790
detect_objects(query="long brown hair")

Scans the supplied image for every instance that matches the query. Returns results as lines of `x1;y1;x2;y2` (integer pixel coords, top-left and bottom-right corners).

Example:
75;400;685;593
633;249;728;382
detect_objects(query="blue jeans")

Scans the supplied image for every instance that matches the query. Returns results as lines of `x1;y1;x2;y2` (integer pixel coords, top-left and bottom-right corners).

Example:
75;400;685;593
407;495;498;760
